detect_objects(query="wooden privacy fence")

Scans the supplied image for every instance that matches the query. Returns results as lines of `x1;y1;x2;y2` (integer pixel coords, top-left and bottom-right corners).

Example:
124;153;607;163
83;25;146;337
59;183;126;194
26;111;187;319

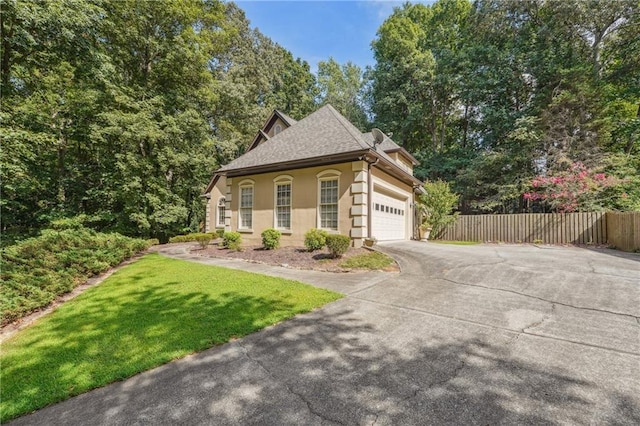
607;212;640;252
437;212;608;245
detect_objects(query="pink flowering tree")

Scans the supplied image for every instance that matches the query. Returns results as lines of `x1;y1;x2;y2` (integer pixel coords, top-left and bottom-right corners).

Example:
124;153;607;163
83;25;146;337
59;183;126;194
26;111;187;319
523;162;621;212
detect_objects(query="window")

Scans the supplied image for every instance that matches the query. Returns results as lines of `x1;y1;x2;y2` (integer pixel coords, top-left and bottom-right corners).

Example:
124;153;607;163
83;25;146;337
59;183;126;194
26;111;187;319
275;182;291;229
239;184;253;229
217;197;226;227
319;179;338;230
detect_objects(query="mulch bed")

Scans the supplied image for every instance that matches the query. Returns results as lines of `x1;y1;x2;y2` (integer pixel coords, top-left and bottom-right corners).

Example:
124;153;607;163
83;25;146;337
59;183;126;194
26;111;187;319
193;241;398;272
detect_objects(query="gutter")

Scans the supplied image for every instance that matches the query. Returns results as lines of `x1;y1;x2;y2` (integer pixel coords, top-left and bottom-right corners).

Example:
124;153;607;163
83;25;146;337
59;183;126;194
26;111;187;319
360;154;379;239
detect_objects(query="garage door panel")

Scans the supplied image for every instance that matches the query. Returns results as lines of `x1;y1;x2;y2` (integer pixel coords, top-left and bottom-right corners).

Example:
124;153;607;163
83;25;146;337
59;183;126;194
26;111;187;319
372;191;406;241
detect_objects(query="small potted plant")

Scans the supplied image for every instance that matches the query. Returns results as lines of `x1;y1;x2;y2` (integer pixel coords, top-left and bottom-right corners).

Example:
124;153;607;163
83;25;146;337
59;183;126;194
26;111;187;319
419;222;432;241
363;237;377;247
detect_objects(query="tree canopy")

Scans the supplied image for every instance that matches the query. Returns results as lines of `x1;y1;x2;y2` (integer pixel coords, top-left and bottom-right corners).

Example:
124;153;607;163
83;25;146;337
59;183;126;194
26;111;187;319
2;0;638;244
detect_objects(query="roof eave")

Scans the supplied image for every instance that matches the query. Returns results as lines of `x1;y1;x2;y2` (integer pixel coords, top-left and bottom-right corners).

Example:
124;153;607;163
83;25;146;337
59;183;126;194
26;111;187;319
221;150;371;178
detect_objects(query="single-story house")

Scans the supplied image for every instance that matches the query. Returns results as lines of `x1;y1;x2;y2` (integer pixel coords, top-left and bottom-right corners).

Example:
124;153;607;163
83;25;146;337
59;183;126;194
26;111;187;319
204;104;423;247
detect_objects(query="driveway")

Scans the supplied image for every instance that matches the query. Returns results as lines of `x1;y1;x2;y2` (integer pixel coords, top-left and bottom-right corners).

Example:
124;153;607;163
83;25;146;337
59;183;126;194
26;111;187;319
11;242;640;425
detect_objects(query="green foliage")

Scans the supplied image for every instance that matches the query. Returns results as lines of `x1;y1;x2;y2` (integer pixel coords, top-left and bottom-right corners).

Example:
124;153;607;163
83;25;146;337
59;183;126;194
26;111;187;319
215;229;226;238
195;234;213;249
325;234;351;258
168;233;216;243
0;226;148;325
304;228;328;251
419;180;459;237
261;228;281;250
0;254;342;422
222;231;242;250
369;0;640;213
317;57;369;130
339;252;394;270
0;0;319;241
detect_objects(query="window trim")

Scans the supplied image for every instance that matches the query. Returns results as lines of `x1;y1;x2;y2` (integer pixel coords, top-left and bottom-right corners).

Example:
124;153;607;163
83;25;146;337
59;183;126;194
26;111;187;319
316;170;341;231
216;197;226;228
273;175;293;231
238;179;255;231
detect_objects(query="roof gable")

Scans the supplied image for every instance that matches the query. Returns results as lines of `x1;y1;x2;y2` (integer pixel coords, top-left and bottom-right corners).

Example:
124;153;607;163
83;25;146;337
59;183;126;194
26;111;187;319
246;110;298;152
218;104;372;173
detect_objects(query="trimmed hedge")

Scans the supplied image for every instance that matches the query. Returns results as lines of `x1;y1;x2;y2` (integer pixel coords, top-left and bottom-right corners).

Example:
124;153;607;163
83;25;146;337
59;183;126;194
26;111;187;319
0;227;149;326
222;231;242;250
261;228;281;250
304;228;328;251
325;234;351;258
168;232;216;243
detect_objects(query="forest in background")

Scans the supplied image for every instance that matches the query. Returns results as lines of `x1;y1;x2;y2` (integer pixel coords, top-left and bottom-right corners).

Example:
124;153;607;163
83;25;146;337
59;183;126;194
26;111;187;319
1;0;639;242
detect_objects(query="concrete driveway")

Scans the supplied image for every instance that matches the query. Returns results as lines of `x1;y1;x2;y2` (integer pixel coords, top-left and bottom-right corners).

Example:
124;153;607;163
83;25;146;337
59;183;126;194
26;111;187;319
11;242;640;425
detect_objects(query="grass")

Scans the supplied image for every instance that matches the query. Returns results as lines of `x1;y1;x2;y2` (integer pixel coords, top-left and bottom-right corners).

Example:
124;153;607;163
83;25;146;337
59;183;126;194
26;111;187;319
429;240;480;245
339;251;395;269
0;253;342;422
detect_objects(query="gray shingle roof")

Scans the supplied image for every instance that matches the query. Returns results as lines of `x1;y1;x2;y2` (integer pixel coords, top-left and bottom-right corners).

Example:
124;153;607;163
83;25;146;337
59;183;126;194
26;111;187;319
363;132;419;165
218;104;372;172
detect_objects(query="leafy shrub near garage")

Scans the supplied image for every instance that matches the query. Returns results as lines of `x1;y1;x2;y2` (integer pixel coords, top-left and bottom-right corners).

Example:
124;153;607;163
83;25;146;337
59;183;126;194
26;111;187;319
304;228;328;251
0;226;149;325
325;234;351;258
223;231;242;250
261;228;281;250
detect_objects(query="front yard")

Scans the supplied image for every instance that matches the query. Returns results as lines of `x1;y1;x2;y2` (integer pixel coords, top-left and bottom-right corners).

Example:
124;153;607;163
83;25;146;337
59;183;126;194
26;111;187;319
195;244;399;272
0;254;341;422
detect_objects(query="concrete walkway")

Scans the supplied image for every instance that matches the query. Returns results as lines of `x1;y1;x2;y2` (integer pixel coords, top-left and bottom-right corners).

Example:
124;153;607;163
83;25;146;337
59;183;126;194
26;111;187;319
11;242;640;425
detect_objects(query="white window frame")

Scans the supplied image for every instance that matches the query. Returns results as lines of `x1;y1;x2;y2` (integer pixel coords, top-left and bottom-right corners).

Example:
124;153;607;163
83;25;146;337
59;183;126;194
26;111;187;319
216;197;226;228
273;175;293;231
316;169;341;231
238;179;254;231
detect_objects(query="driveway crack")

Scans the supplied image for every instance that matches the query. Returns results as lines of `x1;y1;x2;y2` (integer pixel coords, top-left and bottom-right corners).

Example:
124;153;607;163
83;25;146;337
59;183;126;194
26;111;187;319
236;341;345;425
439;277;639;322
523;303;556;333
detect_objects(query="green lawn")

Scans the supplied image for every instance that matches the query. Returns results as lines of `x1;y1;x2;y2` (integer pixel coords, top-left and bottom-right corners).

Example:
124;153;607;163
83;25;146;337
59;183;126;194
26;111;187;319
340;251;395;269
0;254;342;422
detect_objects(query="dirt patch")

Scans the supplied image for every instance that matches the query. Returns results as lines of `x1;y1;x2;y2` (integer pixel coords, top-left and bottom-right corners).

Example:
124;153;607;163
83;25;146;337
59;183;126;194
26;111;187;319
194;241;399;272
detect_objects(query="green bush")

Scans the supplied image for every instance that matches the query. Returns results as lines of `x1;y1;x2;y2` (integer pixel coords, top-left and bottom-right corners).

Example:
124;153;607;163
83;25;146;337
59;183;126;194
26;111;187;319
195;234;212;249
304;228;328;251
222;231;242;250
215;229;225;238
325;234;351;258
418;180;459;238
0;226;149;326
168;232;216;243
261;228;281;250
147;238;160;246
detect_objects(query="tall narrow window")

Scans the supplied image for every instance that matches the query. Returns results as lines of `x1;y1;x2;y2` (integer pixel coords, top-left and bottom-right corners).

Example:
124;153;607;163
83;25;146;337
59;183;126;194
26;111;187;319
275;183;291;230
319;178;338;230
217;197;226;227
239;185;253;229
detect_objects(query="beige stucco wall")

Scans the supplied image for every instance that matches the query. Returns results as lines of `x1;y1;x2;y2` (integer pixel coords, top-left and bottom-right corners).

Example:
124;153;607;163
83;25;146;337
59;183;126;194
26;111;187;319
226;162;358;246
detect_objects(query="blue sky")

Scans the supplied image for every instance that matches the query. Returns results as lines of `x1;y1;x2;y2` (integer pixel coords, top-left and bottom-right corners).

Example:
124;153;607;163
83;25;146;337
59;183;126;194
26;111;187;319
235;1;432;73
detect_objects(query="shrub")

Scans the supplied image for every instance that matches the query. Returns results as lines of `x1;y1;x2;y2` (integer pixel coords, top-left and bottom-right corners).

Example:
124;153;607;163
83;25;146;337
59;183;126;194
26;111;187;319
261;228;281;250
222;231;242;250
215;229;225;238
325;234;351;258
0;226;149;325
168;232;216;243
195;234;212;249
418;180;459;238
146;238;160;246
304;228;328;251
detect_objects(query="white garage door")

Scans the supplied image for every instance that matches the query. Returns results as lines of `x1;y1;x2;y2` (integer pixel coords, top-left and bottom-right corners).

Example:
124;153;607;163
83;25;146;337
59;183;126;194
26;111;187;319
372;191;407;241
